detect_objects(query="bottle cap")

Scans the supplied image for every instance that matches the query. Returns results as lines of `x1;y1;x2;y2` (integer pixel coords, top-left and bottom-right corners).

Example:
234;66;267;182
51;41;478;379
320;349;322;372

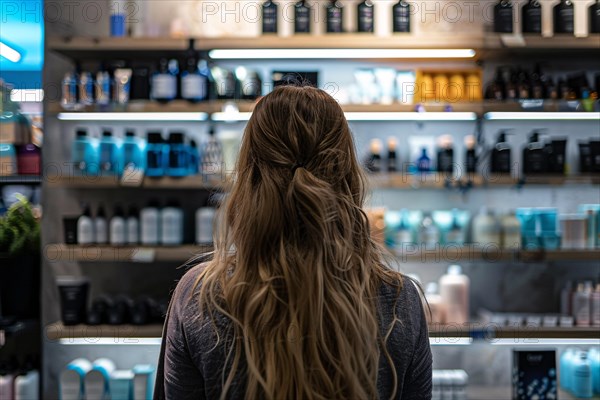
147;132;163;143
102;129;112;137
97;205;106;218
387;137;397;151
125;130;136;137
425;282;439;295
76;129;87;137
128;205;138;216
370;139;383;154
113;205;124;217
447;264;463;275
168;132;185;144
464;135;476;149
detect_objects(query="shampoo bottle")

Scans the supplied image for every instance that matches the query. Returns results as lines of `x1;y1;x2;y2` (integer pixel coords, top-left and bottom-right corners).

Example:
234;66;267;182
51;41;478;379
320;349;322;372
202;126;224;175
357;0;375;33
446;209;464;245
95;205;108;244
523;131;547;174
419;212;440;249
436;135;454;174
161;201;184;246
439;265;470;325
554;0;575;34
501;210;521;249
146;132;166;177
121;130;145;175
387;137;398;173
572;352;593;398
560;348;578;391
14;365;39;400
472;207;501;247
591;283;600;327
196;207;216;244
522;0;542;33
188;139;200;176
417;148;431;172
589;347;600;393
494;0;514;33
140;201;160;246
464;135;477;174
99;129;121;176
591;0;600;34
151;58;178;102
294;0;311;33
72;128;99;176
395;209;414;248
262;0;279;33
573;282;591;327
425;282;446;324
126;206;140;245
167;132;189;177
181;52;208;103
392;0;411;32
77;205;95;245
366;139;383;173
326;0;344;33
491;131;512;174
110;205;126;246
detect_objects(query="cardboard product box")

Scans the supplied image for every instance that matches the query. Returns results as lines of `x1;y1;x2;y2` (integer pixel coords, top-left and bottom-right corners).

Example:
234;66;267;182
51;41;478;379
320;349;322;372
512;349;558;400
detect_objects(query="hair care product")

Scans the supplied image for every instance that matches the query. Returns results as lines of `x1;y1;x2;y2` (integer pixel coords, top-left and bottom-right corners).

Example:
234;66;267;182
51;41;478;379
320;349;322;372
294;0;311;33
113;68;132;104
196;207;216;244
560;214;587;249
188;140;200;175
439;265;470;324
419;212;440;249
522;0;542;33
591;284;600;327
425;282;446;324
94;205;108;244
61;72;77;110
161;201;183;246
99;129;121;175
126;206;140;245
262;0;279;33
78;71;94;106
357;0;375;32
202;126;223;175
181;52;208;102
464;135;477;174
151;58;178;102
95;70;111;106
589;347;600;393
387;137;398;172
473;207;501;247
140;201;160;245
573;282;592;327
85;359;116;400
60;358;92;400
572;352;593;398
56;276;89;325
167;132;188;177
554;0;575;34
494;0;514;33
436;135;454;174
392;0;411;32
366;139;383;172
446;209;465;245
146;132;166;177
417;148;431;172
523;131;546;174
560;348;578;391
561;281;574;316
121;130;145;175
326;0;344;33
14;368;39;400
501;210;521;249
591;0;600;34
110;370;134;400
72;128;98;175
110;0;127;36
491;131;512;174
77;205;95;244
110;205;126;245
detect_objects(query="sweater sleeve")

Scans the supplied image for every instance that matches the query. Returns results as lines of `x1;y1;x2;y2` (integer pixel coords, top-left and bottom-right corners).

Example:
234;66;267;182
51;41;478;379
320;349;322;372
402;282;433;400
154;266;206;400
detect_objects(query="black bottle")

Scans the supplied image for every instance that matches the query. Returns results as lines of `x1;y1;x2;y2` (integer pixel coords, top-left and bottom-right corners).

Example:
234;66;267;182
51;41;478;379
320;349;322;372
436;135;454;174
465;135;477;174
493;0;514;33
326;0;344;33
262;0;278;33
387;137;398;172
522;0;542;34
294;0;311;33
545;78;558;100
545;138;567;174
530;65;544;99
491;131;512;174
523;131;546;174
554;0;574;34
558;79;571;99
393;0;411;33
486;67;505;100
357;0;375;33
505;69;518;100
579;141;593;173
590;0;600;33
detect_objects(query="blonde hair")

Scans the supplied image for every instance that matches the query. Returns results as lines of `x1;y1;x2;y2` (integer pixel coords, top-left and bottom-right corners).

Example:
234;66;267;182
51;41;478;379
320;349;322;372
197;85;403;400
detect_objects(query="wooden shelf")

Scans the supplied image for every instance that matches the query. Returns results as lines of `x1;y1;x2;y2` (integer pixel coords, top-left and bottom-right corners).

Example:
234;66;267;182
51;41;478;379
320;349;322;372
392;247;600;263
429;324;600;339
46;175;225;190
45;244;213;263
45;322;163;340
468;387;596;400
484;33;600;50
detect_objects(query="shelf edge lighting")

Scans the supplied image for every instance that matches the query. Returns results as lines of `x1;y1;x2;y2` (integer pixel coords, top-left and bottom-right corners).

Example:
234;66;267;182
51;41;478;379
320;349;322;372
59;338;162;345
344;112;477;121
484;112;600;121
208;48;477;60
57;112;209;122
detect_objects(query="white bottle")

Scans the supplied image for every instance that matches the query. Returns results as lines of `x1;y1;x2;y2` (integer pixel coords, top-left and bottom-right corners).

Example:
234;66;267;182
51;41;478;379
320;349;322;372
592;284;600;327
126;206;140;245
501;210;521;249
419;212;440;250
439;265;470;325
196;207;216;244
94;205;108;244
14;369;39;400
572;282;592;327
109;206;126;246
472;207;501;248
161;202;183;246
0;372;14;400
431;370;442;400
140;202;160;246
77;206;95;245
451;370;468;400
425;282;446;325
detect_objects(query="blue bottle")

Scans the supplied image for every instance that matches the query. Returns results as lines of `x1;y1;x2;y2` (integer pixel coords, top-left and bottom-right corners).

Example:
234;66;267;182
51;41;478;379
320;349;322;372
588;347;600;394
72;128;99;175
0;143;17;176
417;148;431;172
146;132;166;177
99;129;121;176
560;347;578;392
572;351;593;398
167;132;189;177
121;130;146;175
188;139;200;176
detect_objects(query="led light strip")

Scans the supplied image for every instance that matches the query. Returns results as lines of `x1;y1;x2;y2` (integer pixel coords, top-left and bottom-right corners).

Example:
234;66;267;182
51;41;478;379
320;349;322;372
344;112;477;121
490;338;600;346
57;112;209;122
429;337;473;346
59;338;162;345
208;48;477;60
211;112;253;122
485;112;600;121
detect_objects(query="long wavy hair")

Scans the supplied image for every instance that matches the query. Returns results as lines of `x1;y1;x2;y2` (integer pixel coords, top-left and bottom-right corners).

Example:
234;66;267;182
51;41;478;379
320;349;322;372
197;85;403;400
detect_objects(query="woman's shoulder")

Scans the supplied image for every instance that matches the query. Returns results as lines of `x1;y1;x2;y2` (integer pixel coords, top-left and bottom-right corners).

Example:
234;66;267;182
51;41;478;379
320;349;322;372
378;275;426;322
169;263;208;315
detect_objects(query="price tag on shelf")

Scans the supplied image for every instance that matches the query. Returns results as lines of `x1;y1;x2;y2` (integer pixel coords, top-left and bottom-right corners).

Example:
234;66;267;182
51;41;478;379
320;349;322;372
500;34;526;47
131;248;155;263
120;166;144;187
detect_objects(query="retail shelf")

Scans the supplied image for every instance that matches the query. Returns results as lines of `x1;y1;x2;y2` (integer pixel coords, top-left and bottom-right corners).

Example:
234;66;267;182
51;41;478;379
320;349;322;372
429;324;600;340
468;387;592;400
45;244;213;263
0;175;42;185
484;33;600;50
45;322;163;341
46;175;225;190
392;247;600;263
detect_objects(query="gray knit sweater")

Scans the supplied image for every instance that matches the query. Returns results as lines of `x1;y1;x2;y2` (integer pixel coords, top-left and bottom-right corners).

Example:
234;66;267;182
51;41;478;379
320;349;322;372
154;265;432;399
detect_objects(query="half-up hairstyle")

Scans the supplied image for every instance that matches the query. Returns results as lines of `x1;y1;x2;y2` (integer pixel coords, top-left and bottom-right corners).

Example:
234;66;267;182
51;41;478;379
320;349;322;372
197;85;403;400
